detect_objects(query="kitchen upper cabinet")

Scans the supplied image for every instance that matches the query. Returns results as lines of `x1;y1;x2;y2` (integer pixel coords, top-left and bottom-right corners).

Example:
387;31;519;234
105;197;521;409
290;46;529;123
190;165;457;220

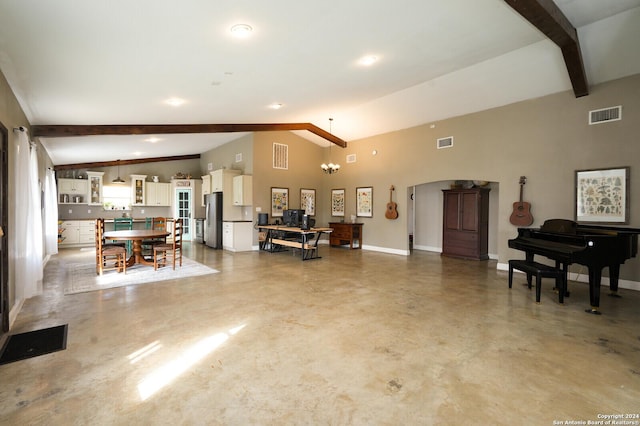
201;175;211;207
210;168;240;192
232;175;252;206
86;171;104;205
58;178;89;203
130;174;147;206
145;182;171;206
210;169;242;220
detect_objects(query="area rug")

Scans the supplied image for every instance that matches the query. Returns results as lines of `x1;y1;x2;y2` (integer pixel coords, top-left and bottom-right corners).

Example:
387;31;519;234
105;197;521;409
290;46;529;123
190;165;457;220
0;324;68;365
65;258;219;294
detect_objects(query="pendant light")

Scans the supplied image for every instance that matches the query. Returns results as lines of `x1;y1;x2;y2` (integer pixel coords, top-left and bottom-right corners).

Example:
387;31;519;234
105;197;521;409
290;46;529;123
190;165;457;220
321;118;340;174
112;160;125;183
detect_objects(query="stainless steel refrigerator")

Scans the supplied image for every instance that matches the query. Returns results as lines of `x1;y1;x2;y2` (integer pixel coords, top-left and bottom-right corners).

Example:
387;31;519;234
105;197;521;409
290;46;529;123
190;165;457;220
204;192;223;249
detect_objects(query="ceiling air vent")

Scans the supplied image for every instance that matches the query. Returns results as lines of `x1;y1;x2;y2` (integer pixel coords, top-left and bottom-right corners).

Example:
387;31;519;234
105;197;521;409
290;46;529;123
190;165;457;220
437;136;454;149
273;143;288;170
589;105;621;125
346;154;356;163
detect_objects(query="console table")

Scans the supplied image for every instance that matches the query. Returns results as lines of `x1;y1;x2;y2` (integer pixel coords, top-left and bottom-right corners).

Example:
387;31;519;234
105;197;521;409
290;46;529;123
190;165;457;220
329;222;363;249
258;225;333;260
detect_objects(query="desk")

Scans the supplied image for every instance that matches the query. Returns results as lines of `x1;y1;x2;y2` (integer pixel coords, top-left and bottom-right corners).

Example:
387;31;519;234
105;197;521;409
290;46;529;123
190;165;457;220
103;229;170;267
328;222;363;249
258;225;332;260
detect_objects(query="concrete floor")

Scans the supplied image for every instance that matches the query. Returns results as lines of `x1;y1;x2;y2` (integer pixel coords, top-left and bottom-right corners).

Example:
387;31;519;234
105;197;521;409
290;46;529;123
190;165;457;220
1;243;639;425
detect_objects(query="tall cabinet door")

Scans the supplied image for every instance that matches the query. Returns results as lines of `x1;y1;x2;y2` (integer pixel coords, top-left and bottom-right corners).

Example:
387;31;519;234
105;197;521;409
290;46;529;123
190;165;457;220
442;187;490;260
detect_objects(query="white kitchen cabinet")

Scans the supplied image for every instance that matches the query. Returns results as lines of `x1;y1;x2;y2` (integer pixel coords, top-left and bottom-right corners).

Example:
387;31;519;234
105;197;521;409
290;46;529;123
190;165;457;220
145;182;171;206
210;169;242;220
232;175;252;206
201;175;211;207
86;171;104;205
210;168;240;192
58;220;95;247
58;179;89;203
130;174;147;205
222;221;253;252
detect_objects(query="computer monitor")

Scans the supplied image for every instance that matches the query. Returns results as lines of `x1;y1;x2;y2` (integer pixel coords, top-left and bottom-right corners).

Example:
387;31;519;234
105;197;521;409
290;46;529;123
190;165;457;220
282;209;305;227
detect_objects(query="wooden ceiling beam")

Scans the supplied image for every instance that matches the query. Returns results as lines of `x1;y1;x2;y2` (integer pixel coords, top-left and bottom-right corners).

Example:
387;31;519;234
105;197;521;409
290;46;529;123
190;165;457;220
52;154;201;171
504;0;588;97
32;122;348;148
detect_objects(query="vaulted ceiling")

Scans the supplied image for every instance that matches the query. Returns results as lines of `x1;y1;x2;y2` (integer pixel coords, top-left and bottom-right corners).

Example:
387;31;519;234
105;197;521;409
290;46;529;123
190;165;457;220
1;0;639;166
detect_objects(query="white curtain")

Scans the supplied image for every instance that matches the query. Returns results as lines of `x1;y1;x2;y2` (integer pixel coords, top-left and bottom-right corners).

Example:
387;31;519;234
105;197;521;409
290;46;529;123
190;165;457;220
44;168;59;256
14;130;43;300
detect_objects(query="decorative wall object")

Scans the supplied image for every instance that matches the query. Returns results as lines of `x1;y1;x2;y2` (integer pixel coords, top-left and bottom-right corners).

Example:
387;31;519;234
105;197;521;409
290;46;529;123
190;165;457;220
356;187;373;217
575;166;629;224
331;189;345;217
300;188;316;216
271;187;288;217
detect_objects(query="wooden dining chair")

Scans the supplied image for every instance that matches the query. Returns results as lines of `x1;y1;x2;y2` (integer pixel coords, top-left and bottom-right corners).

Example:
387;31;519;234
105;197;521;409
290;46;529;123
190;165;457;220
153;218;183;270
142;217;167;253
95;218;127;275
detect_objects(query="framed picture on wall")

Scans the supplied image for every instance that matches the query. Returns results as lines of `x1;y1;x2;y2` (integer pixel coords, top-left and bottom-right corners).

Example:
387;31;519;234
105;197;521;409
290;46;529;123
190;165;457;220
575;166;629;224
331;189;345;217
300;188;316;216
356;186;373;217
271;187;288;217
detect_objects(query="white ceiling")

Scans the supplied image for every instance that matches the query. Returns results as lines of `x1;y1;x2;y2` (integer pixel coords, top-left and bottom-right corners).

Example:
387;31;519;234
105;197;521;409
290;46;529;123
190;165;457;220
1;0;639;165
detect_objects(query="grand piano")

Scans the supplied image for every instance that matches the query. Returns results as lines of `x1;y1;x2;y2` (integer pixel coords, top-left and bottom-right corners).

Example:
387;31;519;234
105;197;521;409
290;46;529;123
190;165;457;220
508;219;640;314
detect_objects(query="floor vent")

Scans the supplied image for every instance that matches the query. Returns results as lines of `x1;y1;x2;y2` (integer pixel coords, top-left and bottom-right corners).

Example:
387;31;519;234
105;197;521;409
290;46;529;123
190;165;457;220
437;136;454;149
273;143;288;169
589;106;621;125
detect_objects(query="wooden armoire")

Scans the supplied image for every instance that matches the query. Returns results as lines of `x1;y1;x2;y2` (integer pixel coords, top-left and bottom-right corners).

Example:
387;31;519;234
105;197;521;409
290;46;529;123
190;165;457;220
442;187;490;260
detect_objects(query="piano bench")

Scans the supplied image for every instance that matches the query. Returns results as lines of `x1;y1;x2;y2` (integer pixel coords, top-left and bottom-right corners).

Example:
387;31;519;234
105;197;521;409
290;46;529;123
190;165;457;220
508;259;565;304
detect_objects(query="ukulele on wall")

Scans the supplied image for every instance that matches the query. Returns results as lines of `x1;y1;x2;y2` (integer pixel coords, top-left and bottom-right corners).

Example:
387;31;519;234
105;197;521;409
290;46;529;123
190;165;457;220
509;176;533;226
386;185;399;220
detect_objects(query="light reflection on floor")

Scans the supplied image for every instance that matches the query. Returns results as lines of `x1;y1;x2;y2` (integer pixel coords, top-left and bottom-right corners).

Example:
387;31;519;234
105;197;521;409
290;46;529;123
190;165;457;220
137;324;246;401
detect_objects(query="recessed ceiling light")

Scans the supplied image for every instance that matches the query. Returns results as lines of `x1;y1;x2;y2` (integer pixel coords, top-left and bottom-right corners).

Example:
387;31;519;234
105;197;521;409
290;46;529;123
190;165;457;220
269;103;283;110
230;24;253;38
165;97;186;107
145;137;162;143
359;55;379;66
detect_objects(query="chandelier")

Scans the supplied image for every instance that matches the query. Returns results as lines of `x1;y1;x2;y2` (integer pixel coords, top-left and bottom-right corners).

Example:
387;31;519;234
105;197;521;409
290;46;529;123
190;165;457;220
321;118;340;174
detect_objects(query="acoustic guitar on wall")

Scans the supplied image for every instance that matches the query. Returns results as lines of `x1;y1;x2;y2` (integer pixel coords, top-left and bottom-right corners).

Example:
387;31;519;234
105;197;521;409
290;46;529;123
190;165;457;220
386;185;399;220
509;176;533;226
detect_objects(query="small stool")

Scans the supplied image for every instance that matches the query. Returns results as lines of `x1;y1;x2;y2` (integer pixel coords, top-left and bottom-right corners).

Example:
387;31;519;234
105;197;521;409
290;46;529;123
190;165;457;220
508;259;566;304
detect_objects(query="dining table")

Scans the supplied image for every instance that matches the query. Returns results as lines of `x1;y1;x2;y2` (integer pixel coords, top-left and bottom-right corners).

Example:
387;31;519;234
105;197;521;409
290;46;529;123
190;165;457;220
103;229;170;267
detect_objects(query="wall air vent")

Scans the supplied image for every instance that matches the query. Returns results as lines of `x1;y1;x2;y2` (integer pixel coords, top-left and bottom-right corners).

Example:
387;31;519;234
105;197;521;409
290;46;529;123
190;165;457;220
346;154;356;163
273;143;288;169
589;105;621;125
437;136;454;149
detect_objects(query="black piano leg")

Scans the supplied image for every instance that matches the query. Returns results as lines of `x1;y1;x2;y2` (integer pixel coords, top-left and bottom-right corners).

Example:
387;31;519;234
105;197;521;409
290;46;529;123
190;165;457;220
608;264;622;298
586;268;602;315
553;261;570;297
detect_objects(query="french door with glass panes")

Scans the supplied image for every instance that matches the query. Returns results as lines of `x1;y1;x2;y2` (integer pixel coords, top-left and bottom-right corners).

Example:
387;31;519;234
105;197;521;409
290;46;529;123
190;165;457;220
174;187;192;241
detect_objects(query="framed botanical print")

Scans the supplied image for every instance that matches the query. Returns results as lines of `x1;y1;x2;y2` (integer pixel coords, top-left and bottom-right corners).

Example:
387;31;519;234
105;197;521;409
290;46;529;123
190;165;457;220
575;166;629;224
271;187;288;217
331;188;345;217
300;188;316;216
356;186;373;217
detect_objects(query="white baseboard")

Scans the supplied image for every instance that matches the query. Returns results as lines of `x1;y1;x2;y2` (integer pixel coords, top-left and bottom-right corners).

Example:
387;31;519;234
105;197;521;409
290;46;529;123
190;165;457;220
9;298;25;330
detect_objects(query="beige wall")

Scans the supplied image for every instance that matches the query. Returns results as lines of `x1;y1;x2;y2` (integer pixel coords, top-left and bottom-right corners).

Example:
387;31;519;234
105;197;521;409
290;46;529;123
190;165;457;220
316;74;640;280
205;75;640;282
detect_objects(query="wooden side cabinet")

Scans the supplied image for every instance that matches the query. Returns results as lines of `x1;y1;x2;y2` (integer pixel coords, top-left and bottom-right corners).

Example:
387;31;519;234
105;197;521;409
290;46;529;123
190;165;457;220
329;222;363;249
442;187;490;260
